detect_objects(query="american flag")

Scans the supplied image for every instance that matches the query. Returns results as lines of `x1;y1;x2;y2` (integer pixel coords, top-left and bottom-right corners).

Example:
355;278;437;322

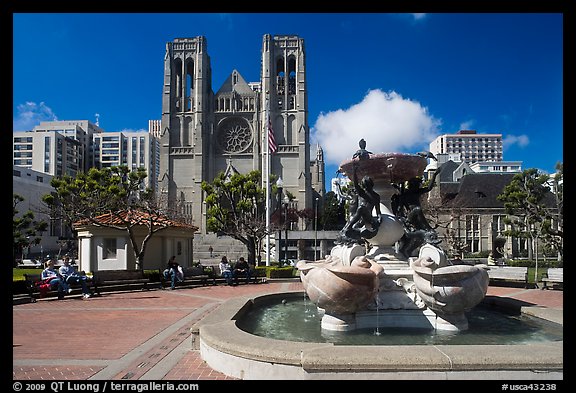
268;116;278;154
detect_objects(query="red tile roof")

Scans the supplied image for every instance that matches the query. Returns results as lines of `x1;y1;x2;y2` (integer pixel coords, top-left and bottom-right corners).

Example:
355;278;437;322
73;209;198;231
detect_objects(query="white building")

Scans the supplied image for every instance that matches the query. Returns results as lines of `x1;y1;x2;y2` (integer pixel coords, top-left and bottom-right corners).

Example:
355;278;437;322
93;130;159;190
429;130;503;164
13;166;63;258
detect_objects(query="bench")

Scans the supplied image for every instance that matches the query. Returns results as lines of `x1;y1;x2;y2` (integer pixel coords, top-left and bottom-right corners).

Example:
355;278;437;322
92;269;151;295
24;273;94;302
541;268;563;290
487;266;528;288
18;259;43;268
159;266;215;289
211;265;267;285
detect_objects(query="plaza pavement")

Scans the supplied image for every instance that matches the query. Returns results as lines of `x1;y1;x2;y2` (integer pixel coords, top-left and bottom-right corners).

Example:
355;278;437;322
13;280;563;381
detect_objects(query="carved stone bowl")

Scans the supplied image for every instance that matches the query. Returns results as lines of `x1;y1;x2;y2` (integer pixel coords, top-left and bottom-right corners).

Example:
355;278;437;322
339;153;428;183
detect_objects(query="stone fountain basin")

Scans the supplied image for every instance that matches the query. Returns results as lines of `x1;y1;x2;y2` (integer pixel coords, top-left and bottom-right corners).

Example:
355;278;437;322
299;260;381;315
411;264;490;314
339;152;428;183
411;264;489;285
191;291;563;380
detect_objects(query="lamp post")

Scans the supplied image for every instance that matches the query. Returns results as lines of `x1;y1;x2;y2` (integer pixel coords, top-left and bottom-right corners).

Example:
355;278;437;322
284;195;289;264
276;177;283;264
314;197;319;260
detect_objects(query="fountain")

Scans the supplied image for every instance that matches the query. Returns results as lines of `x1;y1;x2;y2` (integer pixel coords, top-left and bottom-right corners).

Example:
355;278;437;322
192;140;562;379
297;141;490;332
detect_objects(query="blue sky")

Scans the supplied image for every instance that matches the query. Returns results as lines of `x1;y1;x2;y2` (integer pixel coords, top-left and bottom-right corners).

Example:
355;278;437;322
13;13;563;190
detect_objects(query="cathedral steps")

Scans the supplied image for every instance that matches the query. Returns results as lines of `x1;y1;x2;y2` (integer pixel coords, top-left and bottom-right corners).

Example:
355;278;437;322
193;234;248;266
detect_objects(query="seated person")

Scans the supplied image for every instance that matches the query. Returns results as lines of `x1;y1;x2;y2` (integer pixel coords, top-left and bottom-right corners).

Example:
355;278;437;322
59;256;91;299
233;257;252;284
163;255;183;290
41;258;69;299
219;256;234;286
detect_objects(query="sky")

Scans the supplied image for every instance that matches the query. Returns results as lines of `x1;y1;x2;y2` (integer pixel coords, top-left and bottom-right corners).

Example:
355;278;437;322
12;13;564;191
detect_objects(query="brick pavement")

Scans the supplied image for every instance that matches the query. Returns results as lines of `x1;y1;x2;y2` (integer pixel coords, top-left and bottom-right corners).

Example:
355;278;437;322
13;281;562;381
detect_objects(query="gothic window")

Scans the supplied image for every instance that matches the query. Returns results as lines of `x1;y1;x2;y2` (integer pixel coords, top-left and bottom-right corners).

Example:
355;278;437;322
217;117;252;153
276;57;285;95
173;58;182;98
288;57;296;95
185;61;194;111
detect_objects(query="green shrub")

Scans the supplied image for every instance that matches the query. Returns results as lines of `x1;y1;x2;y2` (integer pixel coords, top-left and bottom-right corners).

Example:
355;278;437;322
505;259;562;269
144;270;161;282
253;266;267;277
267;267;294;278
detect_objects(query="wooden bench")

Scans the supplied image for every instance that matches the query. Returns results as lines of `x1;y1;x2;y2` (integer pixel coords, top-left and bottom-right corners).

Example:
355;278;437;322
541;268;563;290
92;269;151;295
211;265;266;285
159;266;215;289
24;273;94;302
18;259;43;268
487;266;528;288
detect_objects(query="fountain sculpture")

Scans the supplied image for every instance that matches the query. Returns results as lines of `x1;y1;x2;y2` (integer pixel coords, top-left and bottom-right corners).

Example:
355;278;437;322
297;140;490;332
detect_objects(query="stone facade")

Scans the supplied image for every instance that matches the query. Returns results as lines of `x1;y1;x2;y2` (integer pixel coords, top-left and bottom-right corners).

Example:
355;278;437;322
158;35;324;236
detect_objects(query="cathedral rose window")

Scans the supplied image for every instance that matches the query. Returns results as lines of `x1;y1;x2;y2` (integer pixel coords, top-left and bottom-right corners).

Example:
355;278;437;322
217;117;252;153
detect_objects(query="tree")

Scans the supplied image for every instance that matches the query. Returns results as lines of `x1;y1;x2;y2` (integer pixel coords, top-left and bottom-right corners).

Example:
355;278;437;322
541;162;563;260
201;170;270;265
497;168;561;282
13;194;48;266
42;166;182;271
321;191;341;230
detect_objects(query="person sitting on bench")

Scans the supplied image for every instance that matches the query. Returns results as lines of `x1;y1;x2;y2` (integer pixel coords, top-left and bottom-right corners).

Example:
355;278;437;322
233;257;252;284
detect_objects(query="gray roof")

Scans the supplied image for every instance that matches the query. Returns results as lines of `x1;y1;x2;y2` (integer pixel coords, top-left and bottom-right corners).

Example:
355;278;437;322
440;172;557;209
441;173;515;208
215;70;256;95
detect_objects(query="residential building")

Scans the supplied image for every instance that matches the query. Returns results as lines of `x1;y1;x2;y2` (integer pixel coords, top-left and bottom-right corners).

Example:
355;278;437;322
429;130;503;164
13;166;65;258
93;130;159;190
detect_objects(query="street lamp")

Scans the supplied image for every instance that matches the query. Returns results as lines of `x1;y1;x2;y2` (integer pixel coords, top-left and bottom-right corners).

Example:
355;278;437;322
314;197;319;260
276;177;284;264
284;195;289;265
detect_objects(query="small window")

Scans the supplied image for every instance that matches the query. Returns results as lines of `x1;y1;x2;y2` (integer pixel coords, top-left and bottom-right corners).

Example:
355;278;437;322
103;238;117;259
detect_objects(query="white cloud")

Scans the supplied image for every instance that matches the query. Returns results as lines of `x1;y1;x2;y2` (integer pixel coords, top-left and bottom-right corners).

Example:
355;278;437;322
459;120;475;130
410;13;427;21
312;89;441;166
503;134;530;149
13;102;58;131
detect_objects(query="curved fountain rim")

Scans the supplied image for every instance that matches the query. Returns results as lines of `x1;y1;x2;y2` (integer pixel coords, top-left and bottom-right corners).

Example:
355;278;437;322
192;290;563;380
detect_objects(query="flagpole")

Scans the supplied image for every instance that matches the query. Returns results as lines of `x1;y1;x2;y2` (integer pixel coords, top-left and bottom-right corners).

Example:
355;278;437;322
265;92;271;267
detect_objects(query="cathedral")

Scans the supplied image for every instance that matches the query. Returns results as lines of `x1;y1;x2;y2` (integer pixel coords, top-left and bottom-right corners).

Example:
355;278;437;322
158;34;325;240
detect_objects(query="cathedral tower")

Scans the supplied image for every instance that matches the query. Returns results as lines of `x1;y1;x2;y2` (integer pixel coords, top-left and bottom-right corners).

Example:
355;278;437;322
159;37;213;232
261;34;313;209
159;35;322;236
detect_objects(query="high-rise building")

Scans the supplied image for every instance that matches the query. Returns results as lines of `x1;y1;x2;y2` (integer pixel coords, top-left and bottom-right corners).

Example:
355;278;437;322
12;120;98;177
93;131;159;190
13;120;160;190
429;130;503;164
158;35;324;234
